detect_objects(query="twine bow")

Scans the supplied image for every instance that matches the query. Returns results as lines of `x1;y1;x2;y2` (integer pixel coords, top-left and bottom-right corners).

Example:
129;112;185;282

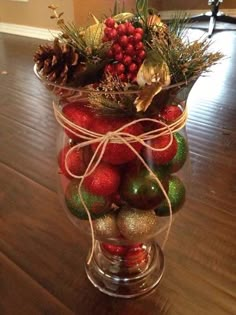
53;100;188;264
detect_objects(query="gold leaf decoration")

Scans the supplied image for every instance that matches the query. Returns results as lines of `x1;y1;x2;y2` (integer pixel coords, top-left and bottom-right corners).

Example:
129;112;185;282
134;83;163;112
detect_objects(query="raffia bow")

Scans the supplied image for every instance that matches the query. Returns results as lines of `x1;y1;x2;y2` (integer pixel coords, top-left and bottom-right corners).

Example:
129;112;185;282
53;100;188;264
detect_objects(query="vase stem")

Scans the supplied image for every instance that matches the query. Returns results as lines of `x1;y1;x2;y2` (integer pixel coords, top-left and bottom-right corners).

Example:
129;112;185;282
85;241;164;298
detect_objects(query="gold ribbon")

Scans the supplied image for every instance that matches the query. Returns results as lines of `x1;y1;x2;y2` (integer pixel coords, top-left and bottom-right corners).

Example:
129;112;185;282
53;101;188;264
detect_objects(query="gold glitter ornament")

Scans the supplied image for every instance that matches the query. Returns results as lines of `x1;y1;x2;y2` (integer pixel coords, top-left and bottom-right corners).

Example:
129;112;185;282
117;207;158;241
93;212;120;239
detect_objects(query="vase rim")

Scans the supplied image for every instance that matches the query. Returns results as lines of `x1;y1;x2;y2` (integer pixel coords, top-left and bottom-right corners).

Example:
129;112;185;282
34;64;197;95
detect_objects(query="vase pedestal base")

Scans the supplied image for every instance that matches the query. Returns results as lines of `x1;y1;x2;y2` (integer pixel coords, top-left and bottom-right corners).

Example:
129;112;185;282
85;241;165;299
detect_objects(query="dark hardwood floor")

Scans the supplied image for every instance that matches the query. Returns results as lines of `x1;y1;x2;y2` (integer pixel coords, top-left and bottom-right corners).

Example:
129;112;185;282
0;31;235;315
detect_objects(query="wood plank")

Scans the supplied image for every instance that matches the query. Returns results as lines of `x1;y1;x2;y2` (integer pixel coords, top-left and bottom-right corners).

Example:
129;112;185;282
0;252;73;315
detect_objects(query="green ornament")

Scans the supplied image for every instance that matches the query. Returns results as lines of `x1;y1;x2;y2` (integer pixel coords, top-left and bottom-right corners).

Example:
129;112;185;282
166;133;188;173
155;175;185;216
120;166;168;210
65;180;111;220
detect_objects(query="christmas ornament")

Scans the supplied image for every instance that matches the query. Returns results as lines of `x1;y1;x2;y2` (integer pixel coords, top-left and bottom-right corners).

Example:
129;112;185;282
91;116;143;165
93;212;120;239
166;133;188;173
62;102;94;141
155;175;186;216
33;38;85;85
101;243;128;256
117;207;158;241
120;165;168;210
124;245;148;268
65;180;111;220
160;105;183;123
144;134;178;165
58;145;91;178
83;162;121;196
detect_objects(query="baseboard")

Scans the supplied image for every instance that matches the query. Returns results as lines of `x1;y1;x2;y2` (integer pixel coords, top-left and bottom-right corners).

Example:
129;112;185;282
159;9;236;20
0;23;60;40
0;9;236;40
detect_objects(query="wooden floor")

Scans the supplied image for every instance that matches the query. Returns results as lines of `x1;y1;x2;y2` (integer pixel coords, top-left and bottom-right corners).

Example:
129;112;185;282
0;30;235;315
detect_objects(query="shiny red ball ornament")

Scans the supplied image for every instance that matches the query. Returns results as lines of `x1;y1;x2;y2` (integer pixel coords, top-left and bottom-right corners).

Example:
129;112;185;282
135;27;144;36
144;134;178;165
101;243;127;256
58;145;90;178
123;55;132;66
160;105;183;123
112;43;122;54
62;102;94;141
83;162;121;196
126;43;135;56
116;63;125;74
129;63;138;73
124;246;148;268
133;32;143;43
91;117;143;165
117;23;126;35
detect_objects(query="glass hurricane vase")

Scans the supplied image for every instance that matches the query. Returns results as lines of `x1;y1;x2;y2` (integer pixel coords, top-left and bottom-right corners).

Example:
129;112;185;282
36;68;194;298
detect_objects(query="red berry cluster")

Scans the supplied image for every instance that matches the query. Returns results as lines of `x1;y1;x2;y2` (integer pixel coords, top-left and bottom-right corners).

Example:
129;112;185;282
103;18;146;82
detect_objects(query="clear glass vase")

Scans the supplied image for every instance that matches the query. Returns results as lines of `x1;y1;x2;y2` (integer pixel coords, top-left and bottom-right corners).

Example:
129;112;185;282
35;66;194;298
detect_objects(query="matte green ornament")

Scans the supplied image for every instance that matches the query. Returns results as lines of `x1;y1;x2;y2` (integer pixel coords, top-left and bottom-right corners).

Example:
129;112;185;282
166;133;188;173
120;165;168;210
155;175;185;216
65;180;111;220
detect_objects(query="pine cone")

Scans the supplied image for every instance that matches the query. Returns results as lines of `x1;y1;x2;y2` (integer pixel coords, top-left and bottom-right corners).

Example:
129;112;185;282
33;38;85;85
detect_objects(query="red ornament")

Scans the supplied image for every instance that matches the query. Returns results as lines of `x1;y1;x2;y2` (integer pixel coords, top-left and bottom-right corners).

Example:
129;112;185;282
62;102;94;141
109;28;118;40
58;145;90;178
101;243;127;256
126;24;135;35
144;134;178;165
83;162;120;196
137;49;146;60
124;246;148;267
91;117;143;165
160;105;183;122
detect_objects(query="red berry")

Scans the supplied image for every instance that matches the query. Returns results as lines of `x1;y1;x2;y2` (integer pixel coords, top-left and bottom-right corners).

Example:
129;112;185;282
160;105;183;122
114;52;124;62
129;63;138;73
127;73;136;82
128;36;135;44
133;32;143;43
83;162;120;196
135;27;144;36
116;63;125;74
101;243;128;256
126;24;135;35
144;134;178;165
104;27;112;36
123;55;132;66
112;43;122;54
136;57;144;65
135;41;144;50
117;23;126;35
107;49;113;58
109;28;118;40
137;49;146;60
119;35;129;47
126;43;135;56
118;73;126;81
105;17;115;28
105;64;114;74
